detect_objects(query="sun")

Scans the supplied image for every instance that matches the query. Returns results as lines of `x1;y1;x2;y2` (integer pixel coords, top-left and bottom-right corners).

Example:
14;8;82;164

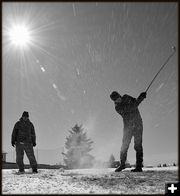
7;24;32;49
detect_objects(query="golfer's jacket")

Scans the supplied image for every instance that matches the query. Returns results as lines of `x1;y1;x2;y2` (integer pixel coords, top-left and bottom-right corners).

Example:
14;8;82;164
115;94;145;125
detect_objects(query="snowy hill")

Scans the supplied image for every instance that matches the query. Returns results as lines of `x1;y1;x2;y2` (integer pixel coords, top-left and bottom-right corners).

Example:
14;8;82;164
2;167;178;194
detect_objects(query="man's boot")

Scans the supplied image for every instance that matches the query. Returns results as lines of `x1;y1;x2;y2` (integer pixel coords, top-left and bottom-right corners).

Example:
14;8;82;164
16;169;25;174
132;150;143;172
116;150;128;172
131;161;143;172
115;164;125;172
131;167;143;172
32;168;38;173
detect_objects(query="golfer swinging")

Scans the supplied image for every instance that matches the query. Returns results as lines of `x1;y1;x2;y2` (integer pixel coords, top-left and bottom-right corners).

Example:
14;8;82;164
110;91;146;172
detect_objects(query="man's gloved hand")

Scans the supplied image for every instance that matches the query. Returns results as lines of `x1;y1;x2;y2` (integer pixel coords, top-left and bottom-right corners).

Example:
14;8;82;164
11;142;15;147
33;142;36;147
140;92;147;98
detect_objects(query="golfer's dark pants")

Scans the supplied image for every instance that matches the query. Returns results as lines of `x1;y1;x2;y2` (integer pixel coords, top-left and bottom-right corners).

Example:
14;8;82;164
16;143;37;171
120;122;143;168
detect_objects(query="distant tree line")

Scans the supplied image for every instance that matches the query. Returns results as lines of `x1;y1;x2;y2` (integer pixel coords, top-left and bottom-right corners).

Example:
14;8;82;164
157;162;177;167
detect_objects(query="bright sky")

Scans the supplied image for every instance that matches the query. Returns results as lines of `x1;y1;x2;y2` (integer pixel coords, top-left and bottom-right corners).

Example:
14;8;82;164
2;2;178;166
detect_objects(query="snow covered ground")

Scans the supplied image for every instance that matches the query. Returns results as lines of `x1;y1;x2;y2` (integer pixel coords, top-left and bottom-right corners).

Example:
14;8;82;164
2;166;178;194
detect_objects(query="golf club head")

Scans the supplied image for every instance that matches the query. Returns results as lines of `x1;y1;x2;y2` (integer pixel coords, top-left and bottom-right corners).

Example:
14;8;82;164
172;46;176;52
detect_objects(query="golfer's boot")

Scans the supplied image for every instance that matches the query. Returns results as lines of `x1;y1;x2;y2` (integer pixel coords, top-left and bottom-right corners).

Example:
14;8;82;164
115;165;126;172
131;167;143;172
131;148;143;172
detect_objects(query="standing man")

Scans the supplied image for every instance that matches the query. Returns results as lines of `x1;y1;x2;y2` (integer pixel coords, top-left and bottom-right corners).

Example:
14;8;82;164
110;91;146;172
11;111;38;174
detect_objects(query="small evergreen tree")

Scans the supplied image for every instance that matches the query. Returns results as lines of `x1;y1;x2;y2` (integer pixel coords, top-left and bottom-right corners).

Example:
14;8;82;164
63;124;94;169
108;154;115;168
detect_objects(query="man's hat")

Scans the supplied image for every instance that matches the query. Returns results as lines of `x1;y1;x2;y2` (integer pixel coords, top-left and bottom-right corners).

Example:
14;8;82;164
22;111;29;117
110;91;121;101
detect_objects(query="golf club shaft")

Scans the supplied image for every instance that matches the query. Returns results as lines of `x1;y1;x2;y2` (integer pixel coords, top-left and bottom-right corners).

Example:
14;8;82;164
145;48;176;93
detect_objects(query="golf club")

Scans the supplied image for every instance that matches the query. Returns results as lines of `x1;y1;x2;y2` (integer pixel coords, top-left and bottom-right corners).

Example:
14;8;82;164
145;46;176;93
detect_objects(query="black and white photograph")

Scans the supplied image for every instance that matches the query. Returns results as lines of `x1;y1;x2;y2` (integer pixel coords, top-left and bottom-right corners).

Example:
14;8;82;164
2;1;178;194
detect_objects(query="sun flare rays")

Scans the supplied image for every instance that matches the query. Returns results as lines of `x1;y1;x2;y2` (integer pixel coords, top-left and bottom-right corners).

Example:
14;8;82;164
8;24;31;48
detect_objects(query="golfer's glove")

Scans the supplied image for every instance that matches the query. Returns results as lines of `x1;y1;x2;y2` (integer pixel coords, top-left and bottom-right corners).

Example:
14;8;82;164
33;142;36;147
140;92;147;98
11;142;15;147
